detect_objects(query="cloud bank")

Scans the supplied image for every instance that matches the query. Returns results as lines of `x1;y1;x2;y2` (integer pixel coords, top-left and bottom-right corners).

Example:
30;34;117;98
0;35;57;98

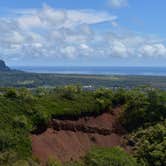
0;4;166;63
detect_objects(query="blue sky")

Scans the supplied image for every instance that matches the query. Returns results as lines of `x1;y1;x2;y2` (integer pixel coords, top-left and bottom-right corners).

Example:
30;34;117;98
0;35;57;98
0;0;166;66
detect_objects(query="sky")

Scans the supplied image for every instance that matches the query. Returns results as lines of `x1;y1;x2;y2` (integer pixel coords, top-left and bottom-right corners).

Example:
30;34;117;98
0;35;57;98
0;0;166;66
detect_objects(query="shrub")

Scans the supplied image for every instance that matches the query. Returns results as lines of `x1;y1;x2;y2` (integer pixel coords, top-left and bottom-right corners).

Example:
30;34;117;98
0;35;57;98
84;147;139;166
0;130;17;152
4;89;18;99
121;89;166;131
121;91;148;131
112;89;127;106
128;121;166;166
64;161;84;166
46;158;62;166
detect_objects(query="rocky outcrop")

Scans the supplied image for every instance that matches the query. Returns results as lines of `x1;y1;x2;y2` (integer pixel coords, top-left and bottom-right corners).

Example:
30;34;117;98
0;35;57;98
50;107;125;135
51;119;112;135
0;60;10;71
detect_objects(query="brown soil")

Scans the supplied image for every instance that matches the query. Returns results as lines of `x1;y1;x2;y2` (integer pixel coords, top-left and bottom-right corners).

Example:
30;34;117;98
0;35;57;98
31;107;127;165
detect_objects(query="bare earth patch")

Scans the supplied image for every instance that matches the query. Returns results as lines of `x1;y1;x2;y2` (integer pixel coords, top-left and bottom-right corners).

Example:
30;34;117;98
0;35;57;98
31;107;127;165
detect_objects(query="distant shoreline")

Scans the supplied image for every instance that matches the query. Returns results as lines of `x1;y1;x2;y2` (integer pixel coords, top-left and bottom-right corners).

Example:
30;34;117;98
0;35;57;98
11;66;166;76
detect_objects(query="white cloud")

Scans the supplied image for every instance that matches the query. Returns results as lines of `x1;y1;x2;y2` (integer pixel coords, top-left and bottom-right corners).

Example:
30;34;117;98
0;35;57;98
18;15;42;29
17;4;117;30
0;4;166;63
108;0;128;9
139;44;166;57
60;46;77;58
111;41;129;57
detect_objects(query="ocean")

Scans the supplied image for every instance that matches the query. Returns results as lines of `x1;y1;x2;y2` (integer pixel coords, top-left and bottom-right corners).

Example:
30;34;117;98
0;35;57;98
12;66;166;76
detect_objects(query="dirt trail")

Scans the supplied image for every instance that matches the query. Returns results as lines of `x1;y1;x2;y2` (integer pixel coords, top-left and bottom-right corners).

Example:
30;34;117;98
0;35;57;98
31;107;126;165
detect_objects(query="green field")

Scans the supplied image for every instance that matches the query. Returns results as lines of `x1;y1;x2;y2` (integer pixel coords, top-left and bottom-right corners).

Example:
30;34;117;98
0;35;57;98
0;71;166;89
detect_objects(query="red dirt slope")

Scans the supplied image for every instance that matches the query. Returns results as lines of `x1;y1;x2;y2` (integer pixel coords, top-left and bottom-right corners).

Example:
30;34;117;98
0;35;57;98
31;107;126;164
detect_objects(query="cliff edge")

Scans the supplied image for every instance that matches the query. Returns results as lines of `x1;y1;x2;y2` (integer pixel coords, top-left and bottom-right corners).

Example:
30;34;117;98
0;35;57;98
0;60;10;71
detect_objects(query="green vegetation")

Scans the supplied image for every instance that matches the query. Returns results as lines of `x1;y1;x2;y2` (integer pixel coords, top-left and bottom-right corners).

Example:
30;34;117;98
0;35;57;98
65;147;139;166
120;89;166;166
121;89;166;131
0;86;113;165
127;121;166;166
46;158;62;166
84;147;139;166
0;71;166;89
0;86;166;165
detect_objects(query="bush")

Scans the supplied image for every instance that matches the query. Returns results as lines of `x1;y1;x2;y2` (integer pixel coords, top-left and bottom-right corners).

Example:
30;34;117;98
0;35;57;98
0;151;17;165
121;89;166;131
4;89;18;99
121;90;148;131
112;89;127;106
0;130;17;152
128;121;166;166
84;147;139;166
64;161;84;166
46;158;62;166
94;88;113;110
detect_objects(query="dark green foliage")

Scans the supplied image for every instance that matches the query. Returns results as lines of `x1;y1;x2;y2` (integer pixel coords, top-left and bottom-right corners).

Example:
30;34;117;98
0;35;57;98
64;147;139;166
0;130;17;152
0;150;39;166
64;161;84;166
94;88;113;110
4;89;18;98
112;88;127;106
146;90;166;122
128;122;166;166
121;89;166;131
121;90;149;131
84;147;139;166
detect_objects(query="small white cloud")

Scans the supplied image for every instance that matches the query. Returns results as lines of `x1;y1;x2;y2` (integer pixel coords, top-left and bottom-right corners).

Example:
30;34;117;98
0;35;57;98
139;44;166;57
111;21;118;27
61;46;77;58
108;0;128;9
111;41;128;57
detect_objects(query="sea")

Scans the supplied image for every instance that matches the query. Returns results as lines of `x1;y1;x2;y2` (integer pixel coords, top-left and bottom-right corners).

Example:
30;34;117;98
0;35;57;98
12;66;166;76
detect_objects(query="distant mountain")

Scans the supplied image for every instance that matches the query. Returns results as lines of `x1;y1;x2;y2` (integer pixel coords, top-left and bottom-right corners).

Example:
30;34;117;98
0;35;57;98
0;60;10;71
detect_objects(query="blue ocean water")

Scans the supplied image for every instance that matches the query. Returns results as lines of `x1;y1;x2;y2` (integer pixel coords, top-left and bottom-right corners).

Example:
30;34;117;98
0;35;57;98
12;66;166;76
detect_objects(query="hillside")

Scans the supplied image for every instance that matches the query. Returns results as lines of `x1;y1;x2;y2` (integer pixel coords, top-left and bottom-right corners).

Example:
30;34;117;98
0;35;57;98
0;87;165;166
31;107;128;164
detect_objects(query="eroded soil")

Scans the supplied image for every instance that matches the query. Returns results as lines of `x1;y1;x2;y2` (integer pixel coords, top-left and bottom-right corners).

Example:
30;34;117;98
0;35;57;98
31;107;128;165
